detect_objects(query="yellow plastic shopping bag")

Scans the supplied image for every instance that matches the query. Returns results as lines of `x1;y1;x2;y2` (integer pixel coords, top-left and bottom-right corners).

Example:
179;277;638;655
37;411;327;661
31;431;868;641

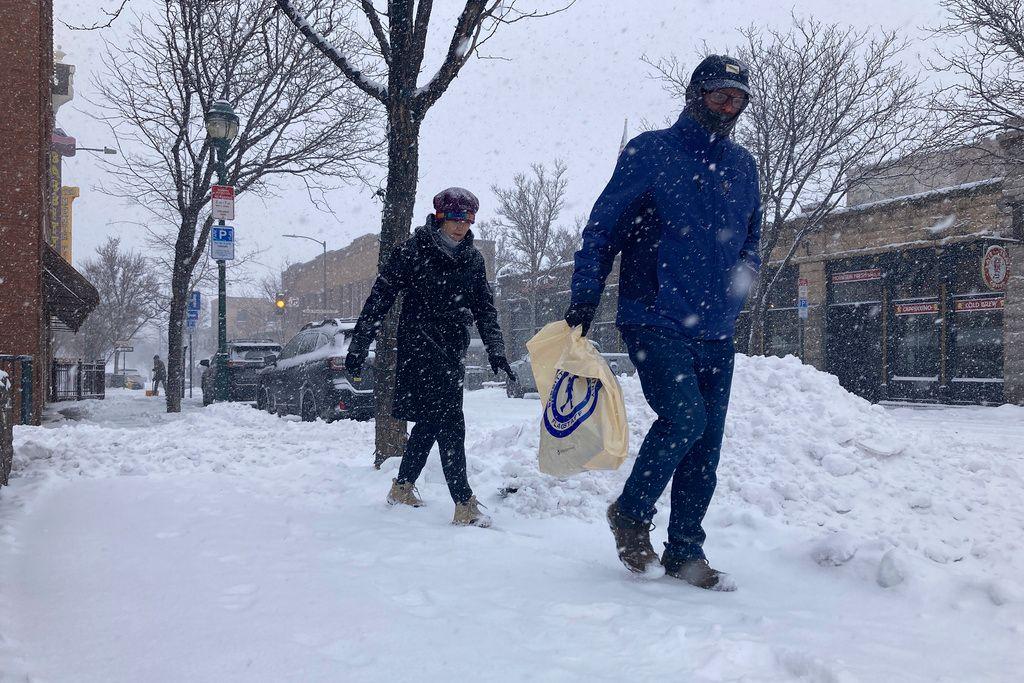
526;321;629;477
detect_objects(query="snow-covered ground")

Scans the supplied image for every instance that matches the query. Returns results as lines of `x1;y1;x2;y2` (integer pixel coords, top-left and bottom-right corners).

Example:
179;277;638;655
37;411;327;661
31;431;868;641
2;357;1022;682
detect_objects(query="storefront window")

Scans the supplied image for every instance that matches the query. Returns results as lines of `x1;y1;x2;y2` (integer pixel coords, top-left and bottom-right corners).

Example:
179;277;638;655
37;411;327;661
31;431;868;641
765;310;800;357
891;302;940;379
829;267;883;304
951;297;1003;379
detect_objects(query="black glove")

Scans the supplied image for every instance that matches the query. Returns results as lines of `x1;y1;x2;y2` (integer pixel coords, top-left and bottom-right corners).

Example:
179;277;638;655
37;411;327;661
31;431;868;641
564;303;597;336
345;350;366;376
489;354;517;384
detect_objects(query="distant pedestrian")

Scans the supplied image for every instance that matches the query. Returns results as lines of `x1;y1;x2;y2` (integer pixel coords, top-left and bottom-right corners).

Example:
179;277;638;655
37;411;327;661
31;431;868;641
346;187;516;528
152;355;166;396
565;55;761;589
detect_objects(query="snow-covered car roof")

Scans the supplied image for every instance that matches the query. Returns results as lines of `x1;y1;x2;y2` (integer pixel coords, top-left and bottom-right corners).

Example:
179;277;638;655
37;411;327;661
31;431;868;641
300;318;358;333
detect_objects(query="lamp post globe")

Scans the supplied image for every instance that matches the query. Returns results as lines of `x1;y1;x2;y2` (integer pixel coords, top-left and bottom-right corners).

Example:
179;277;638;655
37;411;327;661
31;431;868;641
204;100;239;144
205;99;239;404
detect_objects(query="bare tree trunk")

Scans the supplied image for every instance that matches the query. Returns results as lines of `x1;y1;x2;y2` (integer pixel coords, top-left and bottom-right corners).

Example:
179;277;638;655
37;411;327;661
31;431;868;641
166;212;202;412
373;104;421;467
747;293;767;355
166;272;189;412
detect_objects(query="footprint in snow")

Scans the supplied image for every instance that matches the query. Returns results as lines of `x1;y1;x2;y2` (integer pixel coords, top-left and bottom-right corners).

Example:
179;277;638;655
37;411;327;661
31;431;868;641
219;583;259;611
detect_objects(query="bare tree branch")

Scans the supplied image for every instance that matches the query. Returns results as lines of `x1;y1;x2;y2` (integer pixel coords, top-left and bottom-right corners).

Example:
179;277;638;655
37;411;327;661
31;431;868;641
94;0;383;411
61;0;130;30
274;0;389;101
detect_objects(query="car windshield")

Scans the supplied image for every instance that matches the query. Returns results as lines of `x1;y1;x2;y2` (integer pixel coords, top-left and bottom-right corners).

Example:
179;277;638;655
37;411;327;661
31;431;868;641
229;345;280;361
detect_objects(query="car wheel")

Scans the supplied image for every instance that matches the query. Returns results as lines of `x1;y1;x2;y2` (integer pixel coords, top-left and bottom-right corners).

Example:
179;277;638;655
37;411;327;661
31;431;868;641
300;392;317;422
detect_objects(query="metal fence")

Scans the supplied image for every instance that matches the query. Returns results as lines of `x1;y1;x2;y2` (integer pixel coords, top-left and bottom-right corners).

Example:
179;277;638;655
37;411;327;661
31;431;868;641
51;359;106;402
0;354;34;425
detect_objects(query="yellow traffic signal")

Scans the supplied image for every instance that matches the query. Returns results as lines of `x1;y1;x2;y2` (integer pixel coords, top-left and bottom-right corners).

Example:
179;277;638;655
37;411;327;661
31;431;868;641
275;294;286;314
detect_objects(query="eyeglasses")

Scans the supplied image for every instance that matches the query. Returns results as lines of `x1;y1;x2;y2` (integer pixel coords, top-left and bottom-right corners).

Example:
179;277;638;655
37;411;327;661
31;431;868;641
704;90;749;108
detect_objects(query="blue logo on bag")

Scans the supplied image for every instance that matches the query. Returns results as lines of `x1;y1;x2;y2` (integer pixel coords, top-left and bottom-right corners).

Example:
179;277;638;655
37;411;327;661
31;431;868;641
543;370;602;438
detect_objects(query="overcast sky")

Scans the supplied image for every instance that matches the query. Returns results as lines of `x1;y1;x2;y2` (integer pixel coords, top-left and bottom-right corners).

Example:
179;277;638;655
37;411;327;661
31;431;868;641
53;0;940;294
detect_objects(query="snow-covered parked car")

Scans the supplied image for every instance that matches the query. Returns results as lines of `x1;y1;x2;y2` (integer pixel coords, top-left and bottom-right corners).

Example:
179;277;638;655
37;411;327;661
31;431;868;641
256;319;374;422
505;350;636;398
200;339;282;405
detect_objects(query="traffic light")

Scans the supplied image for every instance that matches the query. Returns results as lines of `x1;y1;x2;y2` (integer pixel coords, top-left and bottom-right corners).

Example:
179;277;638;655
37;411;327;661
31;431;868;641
275;293;286;315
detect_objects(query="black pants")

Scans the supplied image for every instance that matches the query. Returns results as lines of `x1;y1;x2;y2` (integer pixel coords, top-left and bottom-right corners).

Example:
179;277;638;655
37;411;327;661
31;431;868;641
153;378;164;395
396;410;472;504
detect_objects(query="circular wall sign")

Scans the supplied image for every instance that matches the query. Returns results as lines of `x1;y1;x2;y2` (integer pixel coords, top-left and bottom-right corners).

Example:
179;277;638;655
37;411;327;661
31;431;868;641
982;245;1010;290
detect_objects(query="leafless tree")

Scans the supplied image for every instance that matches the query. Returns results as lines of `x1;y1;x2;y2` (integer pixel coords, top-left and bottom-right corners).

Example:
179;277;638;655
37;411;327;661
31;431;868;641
550;215;585;267
95;0;382;412
474;219;515;276
491;160;569;336
276;0;574;465
64;237;166;363
649;16;927;353
928;0;1024;162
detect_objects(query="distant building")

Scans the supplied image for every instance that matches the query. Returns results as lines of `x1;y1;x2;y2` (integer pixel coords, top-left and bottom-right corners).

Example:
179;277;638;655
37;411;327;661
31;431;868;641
280;231;496;337
206;296;280;351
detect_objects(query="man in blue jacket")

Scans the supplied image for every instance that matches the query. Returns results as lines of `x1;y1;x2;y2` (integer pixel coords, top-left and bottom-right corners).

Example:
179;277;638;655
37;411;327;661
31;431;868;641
565;55;761;590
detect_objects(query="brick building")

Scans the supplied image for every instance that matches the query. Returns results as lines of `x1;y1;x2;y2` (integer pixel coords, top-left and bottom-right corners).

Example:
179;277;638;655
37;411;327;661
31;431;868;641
281;232;496;335
0;6;98;424
206;296;281;349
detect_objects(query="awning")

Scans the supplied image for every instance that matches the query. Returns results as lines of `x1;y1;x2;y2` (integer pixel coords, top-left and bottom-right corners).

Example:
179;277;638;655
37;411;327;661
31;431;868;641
43;243;99;332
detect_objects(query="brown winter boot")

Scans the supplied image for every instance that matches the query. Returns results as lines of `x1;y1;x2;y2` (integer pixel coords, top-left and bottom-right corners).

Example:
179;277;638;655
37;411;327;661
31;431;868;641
452;496;491;528
607;501;662;575
662;556;737;592
387;479;424;507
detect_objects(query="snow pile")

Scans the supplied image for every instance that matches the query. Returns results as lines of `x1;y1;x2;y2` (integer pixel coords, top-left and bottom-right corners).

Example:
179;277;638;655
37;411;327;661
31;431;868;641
12;361;1024;608
472;354;1024;602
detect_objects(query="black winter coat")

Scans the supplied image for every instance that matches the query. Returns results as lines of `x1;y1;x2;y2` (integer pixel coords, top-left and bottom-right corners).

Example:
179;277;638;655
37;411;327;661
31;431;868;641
350;219;506;422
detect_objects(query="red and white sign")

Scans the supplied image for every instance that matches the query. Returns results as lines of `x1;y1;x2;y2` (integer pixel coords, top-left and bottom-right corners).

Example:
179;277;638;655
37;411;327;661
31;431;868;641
894;301;939;316
832;268;882;284
798;277;809;298
982;245;1009;290
954;297;1004;313
211;185;235;221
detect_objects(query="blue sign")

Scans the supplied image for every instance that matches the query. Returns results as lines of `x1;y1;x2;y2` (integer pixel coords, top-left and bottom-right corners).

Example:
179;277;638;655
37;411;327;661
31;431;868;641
798;298;809;320
186;291;201;331
210;225;235;260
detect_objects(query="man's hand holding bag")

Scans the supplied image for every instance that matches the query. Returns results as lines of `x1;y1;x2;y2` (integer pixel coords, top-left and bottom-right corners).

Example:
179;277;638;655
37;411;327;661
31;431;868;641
526;321;629;478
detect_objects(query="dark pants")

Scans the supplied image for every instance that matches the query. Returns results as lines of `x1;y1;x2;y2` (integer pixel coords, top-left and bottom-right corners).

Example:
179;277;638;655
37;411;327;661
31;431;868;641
396;409;473;504
616;326;735;562
153;378;164;395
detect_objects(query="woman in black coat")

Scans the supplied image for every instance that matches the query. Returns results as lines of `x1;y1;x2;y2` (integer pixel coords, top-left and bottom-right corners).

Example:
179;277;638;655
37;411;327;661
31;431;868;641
345;187;515;527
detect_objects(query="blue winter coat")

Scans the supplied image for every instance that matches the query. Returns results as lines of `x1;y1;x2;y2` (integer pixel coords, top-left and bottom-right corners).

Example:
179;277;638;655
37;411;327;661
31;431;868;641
571;113;762;340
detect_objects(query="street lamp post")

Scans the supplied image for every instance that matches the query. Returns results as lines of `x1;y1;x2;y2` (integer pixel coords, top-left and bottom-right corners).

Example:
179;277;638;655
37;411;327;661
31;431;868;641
282;234;328;314
205;100;239;402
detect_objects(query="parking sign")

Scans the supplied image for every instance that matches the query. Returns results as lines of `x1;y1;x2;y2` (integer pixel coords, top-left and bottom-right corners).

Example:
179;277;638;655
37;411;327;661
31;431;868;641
186;291;201;331
210;226;235;260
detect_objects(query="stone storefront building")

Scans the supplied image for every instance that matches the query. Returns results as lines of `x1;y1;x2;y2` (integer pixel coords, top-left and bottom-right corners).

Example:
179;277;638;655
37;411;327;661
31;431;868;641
741;130;1023;405
496;132;1023;406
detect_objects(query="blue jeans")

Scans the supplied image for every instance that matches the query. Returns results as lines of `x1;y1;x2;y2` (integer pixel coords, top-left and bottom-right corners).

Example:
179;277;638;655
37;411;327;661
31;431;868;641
616;326;735;562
